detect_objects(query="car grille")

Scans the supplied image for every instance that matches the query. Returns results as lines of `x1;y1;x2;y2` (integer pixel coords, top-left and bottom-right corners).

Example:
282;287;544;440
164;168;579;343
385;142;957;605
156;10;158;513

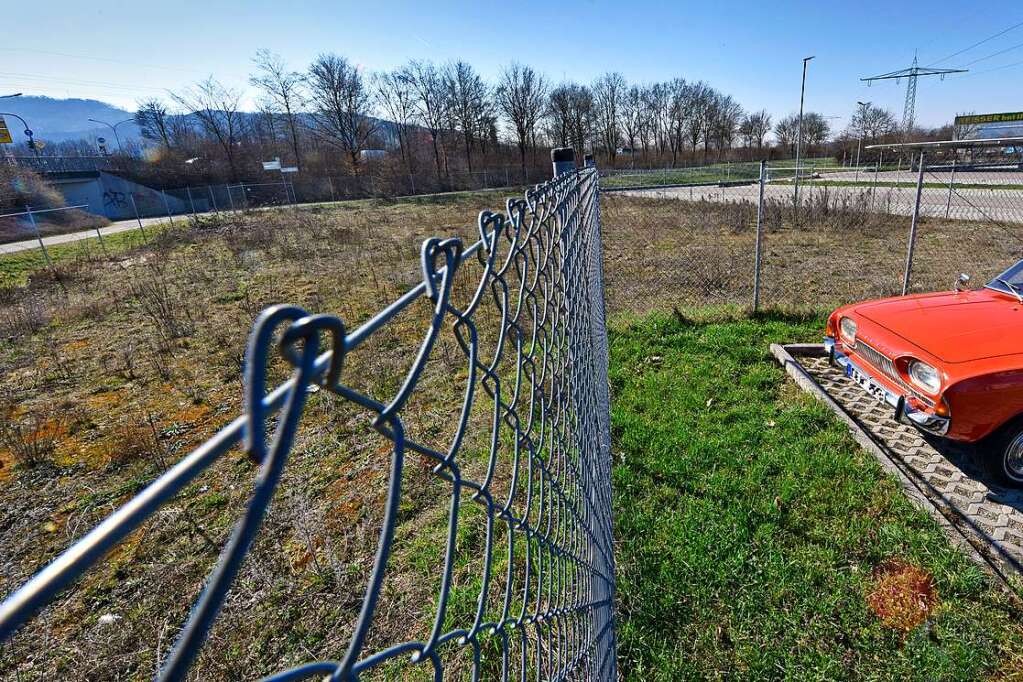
854;343;898;382
851;342;934;407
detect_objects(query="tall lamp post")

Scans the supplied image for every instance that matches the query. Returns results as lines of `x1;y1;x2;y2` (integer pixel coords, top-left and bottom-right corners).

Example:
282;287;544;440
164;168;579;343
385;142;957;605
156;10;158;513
88;117;134;154
793;55;815;210
854;101;870;182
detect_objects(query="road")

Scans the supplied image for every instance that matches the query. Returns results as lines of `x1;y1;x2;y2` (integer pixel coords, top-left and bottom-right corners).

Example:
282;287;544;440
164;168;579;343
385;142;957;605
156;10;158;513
0;215;172;255
618;172;1023;225
0;186;525;257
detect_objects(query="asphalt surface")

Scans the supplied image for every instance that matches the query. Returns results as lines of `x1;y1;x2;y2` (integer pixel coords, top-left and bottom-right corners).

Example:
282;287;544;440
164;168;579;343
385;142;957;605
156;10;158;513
619;170;1023;225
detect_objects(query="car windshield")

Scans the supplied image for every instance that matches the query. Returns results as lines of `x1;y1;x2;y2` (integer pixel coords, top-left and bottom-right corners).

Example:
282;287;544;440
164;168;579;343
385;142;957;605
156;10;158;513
986;259;1023;297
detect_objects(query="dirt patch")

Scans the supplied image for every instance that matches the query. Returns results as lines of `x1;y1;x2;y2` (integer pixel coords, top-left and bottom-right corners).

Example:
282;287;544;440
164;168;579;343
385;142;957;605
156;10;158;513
867;560;939;634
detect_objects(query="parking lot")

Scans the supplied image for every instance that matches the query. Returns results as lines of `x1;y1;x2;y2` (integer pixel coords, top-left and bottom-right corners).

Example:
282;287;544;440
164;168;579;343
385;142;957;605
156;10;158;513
776;344;1023;586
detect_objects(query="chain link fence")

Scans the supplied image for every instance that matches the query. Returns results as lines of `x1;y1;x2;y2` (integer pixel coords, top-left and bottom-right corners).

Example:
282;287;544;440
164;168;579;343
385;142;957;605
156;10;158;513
0;166;616;680
601;154;1023;312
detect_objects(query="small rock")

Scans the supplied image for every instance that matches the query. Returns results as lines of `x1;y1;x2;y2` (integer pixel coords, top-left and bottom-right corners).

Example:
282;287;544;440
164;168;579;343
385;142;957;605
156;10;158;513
98;613;121;626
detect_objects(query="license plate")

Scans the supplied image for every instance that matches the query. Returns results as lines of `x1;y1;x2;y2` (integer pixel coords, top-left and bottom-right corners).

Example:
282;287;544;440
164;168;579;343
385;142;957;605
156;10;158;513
846;364;889;404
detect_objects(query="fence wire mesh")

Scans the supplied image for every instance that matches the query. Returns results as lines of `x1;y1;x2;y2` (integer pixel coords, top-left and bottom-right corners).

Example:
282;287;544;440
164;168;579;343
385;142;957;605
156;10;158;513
600;157;1023;311
0;168;616;681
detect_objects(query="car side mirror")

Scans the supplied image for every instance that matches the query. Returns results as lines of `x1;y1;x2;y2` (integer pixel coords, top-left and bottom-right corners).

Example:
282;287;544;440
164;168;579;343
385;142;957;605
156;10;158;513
955;273;971;292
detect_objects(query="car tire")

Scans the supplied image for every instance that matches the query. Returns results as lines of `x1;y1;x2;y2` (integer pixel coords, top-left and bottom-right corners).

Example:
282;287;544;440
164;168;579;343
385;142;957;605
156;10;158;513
981;421;1023;488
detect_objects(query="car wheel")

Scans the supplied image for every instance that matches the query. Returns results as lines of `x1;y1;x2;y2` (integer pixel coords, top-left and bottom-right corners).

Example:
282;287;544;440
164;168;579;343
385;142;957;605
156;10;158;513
983;423;1023;488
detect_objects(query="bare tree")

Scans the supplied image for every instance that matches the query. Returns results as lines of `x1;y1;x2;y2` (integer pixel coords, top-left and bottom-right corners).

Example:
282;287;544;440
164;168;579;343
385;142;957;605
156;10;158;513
592;72;626;165
710;94;743;159
739;109;772;157
250;49;306;169
850;103;899;145
307;53;378;172
801;112;831;154
638;83;664;163
685;82;712;160
952;111;980;141
171;77;245;179
134;98;173;149
408;60;450;179
774;114;800;156
496;62;548;179
546;83;594;162
665;79;691;167
442;61;488;173
374;66;419;180
620;85;643;166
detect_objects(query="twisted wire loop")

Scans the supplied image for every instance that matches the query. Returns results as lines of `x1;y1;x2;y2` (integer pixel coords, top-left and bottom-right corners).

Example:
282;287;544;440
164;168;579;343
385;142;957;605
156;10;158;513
0;168;616;681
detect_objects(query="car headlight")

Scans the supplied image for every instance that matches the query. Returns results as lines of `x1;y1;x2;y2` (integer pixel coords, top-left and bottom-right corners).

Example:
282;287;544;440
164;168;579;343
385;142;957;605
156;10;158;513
908;360;941;393
839;317;857;345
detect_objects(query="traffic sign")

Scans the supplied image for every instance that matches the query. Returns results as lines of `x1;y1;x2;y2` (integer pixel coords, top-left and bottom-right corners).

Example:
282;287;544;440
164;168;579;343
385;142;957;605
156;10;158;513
262;159;282;171
0;117;11;144
281;166;298;173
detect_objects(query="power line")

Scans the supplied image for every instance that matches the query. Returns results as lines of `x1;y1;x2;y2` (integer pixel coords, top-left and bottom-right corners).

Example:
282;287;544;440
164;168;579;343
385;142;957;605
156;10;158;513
0;71;172;94
925;18;1023;67
0;47;204;74
960;38;1023;67
961;57;1023;77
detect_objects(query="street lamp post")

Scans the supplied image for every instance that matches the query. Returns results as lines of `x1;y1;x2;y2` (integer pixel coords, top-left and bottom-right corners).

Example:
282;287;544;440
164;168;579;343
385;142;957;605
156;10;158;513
855;100;870;182
88;117;134;154
0;111;38;157
793;55;815;211
0;94;22;162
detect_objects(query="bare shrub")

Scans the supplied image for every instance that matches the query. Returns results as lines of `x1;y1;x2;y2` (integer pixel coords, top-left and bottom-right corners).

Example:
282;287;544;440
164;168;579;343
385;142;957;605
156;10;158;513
0;404;64;469
0;294;51;339
126;259;195;342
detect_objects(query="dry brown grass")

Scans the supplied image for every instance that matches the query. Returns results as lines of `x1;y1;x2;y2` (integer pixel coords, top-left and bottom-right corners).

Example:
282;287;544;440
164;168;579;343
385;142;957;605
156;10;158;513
0;193;559;680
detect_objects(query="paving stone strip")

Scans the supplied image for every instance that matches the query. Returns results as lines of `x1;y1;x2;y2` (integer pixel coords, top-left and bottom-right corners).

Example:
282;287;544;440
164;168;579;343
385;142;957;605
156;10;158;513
774;344;1023;588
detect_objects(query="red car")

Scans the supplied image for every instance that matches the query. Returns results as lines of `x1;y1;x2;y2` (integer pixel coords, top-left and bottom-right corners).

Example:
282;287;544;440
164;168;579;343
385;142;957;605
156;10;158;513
826;261;1023;487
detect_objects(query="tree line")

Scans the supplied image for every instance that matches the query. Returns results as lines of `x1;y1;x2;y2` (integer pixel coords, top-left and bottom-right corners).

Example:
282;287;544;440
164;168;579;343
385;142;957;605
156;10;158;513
24;52;923;192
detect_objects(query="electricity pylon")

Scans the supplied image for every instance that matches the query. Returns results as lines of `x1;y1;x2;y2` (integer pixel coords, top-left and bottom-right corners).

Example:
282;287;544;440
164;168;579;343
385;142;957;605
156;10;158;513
861;55;966;137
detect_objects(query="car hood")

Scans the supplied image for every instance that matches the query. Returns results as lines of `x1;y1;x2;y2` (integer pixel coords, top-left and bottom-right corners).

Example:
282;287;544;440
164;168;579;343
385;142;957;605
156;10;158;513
856;289;1023;363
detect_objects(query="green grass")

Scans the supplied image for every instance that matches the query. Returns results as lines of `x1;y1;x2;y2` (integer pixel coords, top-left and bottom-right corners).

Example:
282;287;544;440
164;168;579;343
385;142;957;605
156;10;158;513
0;225;155;288
610;311;1023;680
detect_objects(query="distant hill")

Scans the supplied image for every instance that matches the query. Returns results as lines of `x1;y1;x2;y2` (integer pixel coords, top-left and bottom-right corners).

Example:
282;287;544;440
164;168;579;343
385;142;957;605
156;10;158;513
1;95;403;150
0;96;141;145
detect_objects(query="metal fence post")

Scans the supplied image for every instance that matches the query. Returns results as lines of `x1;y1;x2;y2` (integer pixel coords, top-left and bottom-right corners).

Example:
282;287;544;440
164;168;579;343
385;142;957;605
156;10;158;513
328;176;336;202
227;185;236;212
161;189;174;225
208;186;219;214
944;158;956;219
902;151;926;296
753;160;766;312
129;193;148;241
552;147;575;176
186;186;197;217
872;154;882;210
25;205;59;284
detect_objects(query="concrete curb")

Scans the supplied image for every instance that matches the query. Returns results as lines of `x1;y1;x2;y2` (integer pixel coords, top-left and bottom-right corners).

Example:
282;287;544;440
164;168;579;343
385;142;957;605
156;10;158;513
770;342;1017;592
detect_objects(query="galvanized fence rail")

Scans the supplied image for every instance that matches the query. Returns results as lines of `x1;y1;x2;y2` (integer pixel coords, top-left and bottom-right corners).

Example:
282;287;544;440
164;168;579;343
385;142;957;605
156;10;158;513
0;161;616;680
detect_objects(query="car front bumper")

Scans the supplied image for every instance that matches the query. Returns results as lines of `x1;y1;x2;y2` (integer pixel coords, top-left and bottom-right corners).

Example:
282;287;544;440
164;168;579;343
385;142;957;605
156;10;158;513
824;337;950;436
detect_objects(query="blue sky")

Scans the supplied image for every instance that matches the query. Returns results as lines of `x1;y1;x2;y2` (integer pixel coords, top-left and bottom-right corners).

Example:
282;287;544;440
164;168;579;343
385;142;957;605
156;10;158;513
2;1;1021;130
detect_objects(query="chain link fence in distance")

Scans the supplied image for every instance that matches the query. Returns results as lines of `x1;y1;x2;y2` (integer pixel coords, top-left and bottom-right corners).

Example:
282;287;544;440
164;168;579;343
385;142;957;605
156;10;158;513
600;156;1023;312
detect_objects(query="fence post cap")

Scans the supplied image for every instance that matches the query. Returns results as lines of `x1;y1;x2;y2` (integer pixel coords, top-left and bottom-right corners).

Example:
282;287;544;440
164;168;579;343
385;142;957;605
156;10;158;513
551;147;575;163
